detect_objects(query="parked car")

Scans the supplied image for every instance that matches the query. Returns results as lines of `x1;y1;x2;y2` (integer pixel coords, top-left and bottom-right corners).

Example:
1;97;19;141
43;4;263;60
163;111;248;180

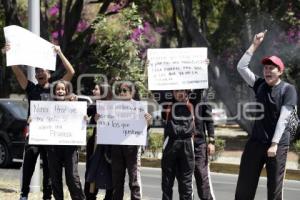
0;99;28;167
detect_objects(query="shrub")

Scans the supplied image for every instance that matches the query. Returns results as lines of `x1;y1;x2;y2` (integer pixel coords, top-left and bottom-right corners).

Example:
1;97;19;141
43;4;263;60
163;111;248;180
147;133;163;158
210;137;226;161
293;140;300;155
215;137;226;153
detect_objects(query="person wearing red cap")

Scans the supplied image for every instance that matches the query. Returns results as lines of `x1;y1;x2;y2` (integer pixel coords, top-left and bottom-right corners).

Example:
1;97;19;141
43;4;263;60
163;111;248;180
235;31;298;200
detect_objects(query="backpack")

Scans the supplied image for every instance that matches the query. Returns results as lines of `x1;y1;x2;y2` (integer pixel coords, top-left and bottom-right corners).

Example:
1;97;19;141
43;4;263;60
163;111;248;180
285;108;300;142
281;83;300;143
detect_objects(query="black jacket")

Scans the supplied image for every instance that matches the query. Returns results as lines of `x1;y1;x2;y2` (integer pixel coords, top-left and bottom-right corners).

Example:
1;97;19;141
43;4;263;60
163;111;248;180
153;90;214;143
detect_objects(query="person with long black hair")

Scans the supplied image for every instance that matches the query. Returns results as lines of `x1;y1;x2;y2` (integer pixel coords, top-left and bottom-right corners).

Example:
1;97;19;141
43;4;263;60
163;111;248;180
84;83;113;200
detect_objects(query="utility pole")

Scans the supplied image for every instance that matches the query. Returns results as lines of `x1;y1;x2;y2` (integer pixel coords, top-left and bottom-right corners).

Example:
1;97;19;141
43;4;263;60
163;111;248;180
28;0;40;193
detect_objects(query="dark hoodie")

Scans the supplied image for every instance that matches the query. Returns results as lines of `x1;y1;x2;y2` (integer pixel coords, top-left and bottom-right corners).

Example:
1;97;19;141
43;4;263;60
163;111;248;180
153;89;214;143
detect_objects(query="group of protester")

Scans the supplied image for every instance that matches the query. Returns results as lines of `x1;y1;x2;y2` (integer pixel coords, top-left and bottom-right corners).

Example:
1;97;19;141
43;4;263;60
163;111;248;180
3;29;298;200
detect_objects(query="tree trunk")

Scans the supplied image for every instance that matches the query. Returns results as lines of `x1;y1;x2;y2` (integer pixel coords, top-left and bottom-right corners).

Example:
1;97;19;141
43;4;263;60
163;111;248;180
173;0;252;133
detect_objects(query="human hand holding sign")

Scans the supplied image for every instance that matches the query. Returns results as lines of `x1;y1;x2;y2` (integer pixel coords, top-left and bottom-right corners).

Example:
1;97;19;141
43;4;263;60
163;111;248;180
144;113;153;126
1;43;10;54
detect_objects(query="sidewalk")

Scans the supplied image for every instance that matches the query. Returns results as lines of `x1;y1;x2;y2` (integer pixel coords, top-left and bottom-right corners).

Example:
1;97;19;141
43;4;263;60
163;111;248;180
214;150;299;170
214;126;299;170
212;125;300;180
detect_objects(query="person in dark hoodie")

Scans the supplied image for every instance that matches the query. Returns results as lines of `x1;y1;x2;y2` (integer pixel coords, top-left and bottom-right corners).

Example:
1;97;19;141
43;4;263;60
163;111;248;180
154;87;215;200
192;89;216;200
153;89;195;200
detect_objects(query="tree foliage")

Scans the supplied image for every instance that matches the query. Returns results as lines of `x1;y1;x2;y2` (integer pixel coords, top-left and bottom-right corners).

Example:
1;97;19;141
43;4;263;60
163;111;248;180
92;3;146;93
0;0;299;134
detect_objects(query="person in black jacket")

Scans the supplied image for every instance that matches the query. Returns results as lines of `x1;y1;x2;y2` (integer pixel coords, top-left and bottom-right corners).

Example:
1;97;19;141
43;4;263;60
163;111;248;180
3;43;75;200
192;89;216;200
153;89;195;200
84;83;113;200
153;88;215;200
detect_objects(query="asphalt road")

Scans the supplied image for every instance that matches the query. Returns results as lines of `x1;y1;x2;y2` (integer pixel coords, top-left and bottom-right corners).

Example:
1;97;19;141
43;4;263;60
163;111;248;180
1;164;300;199
138;167;300;200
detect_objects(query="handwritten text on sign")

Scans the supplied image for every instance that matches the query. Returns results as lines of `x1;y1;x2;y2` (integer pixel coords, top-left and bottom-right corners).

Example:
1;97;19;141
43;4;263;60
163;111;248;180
4;25;57;71
96;101;148;146
147;48;208;90
29;101;87;145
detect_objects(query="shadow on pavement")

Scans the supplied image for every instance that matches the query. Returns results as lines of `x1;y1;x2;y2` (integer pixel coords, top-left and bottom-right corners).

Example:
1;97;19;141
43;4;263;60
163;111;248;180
0;187;17;193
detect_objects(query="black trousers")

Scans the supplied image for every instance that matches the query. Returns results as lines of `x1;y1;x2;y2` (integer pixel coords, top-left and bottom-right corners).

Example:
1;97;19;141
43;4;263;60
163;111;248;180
111;145;142;200
84;182;113;200
161;137;194;200
235;140;288;200
194;143;214;200
20;141;52;199
84;133;112;200
47;145;85;200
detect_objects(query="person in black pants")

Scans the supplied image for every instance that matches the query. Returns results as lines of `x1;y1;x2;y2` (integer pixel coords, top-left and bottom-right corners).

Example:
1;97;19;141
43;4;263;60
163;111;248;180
21;138;51;200
153;90;195;200
235;31;298;200
3;43;75;200
46;80;85;200
110;81;152;200
192;89;216;200
84;83;113;200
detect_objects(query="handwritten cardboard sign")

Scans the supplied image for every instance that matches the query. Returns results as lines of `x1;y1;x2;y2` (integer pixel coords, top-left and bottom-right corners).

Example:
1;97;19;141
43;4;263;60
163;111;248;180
96;101;148;146
29;101;87;145
147;48;208;90
4;25;57;70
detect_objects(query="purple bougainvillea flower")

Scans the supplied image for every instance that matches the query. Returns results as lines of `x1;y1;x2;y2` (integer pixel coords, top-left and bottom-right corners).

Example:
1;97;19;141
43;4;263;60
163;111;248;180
107;4;121;13
49;5;59;16
77;20;89;32
89;34;96;45
130;27;144;41
51;29;64;39
51;31;59;39
155;27;165;33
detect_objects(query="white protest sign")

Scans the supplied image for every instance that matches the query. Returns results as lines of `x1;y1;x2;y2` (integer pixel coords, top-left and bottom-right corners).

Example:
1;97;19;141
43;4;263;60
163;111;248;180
147;48;208;90
29;101;87;145
4;25;57;70
96;101;148;146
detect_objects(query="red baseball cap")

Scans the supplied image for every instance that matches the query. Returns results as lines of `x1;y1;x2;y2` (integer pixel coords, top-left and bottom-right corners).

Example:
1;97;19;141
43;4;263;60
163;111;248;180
261;56;285;71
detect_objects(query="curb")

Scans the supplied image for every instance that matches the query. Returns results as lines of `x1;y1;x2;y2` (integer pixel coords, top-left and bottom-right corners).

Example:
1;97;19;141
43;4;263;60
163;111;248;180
141;158;300;181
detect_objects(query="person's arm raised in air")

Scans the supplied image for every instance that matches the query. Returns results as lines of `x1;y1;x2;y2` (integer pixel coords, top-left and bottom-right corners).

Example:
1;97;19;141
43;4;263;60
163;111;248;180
11;65;28;90
237;30;267;87
2;44;28;90
54;45;75;82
